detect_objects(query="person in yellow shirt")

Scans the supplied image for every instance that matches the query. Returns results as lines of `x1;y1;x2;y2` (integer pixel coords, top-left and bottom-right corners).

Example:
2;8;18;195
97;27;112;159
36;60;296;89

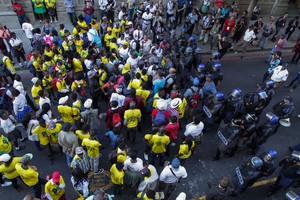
44;0;57;23
109;38;118;53
73;34;83;53
42;71;54;99
124;101;141;144
47;121;62;144
91;18;100;34
31;118;54;164
136;82;150;105
82;132;103;174
98;66;108;87
61;36;74;56
149;126;170;167
104;27;114;47
42;55;54;73
15;153;47;198
110;162;124;195
31;50;44;80
100;52;108;64
2;50;16;82
54;60;67;77
152;88;165;109
56;73;69;96
136;190;157;200
128;73;142;90
112;23;121;38
178;135;195;166
44;44;54;58
77;15;88;34
71;74;87;92
31;77;42;106
73;52;84;76
59;24;65;38
75;124;90;144
80;43;89;59
70;93;82;128
57;96;74;124
0;154;22;190
0;133;12;155
45;171;66;200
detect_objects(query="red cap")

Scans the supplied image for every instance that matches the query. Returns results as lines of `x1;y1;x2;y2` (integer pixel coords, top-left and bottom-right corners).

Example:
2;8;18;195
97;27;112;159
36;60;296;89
52;171;60;183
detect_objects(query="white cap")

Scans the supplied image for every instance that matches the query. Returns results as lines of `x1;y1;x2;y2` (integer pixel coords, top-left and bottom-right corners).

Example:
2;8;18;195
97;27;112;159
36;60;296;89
58;96;69;105
31;77;39;84
0;154;11;162
176;192;186;200
84;98;93;108
156;99;167;110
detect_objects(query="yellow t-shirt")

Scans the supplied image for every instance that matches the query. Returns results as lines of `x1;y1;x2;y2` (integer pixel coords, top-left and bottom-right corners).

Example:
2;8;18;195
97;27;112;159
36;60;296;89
101;56;108;64
136;89;150;105
150;134;170;154
47;123;62;144
32;125;50;145
98;69;107;86
59;30;65;38
71;80;86;91
72;100;82;120
112;27;121;38
44;49;54;58
74;39;83;53
179;141;195;159
73;58;83;73
80;49;88;59
42;75;53;90
0;157;22;179
110;163;124;185
57;105;74;124
15;164;39;187
0;135;12;154
31;85;42;105
42;60;53;72
77;21;88;34
109;42;118;52
124;109;141;128
62;41;72;52
3;57;16;74
32;57;42;72
75;130;90;141
56;79;67;92
44;0;56;8
82;138;101;158
104;33;114;47
178;98;187;119
152;93;161;109
128;79;142;90
45;176;66;200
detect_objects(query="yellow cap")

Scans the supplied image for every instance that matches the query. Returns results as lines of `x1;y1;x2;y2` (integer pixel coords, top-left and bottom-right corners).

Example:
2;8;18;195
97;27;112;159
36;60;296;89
107;27;112;31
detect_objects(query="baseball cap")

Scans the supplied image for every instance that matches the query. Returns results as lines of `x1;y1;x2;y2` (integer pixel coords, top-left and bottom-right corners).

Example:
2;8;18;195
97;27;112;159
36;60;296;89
52;171;60;183
22;153;33;165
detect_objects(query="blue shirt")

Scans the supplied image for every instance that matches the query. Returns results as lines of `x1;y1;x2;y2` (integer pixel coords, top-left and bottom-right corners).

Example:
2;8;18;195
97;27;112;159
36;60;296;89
153;77;166;94
267;58;281;73
203;81;217;97
64;0;75;13
84;14;94;25
177;0;186;9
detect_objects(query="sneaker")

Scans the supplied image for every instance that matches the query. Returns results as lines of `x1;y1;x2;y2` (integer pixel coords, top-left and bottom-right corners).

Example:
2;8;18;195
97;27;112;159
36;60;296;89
55;20;58;23
289;89;294;92
39;20;42;23
19;137;27;142
144;153;149;161
234;51;238;54
1;181;12;187
23;61;27;66
170;142;176;147
18;63;23;67
298;114;300;118
94;168;104;174
50;20;53;23
15;146;25;151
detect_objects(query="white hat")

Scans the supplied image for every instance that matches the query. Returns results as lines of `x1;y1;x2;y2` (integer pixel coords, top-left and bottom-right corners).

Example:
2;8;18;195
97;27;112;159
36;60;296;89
170;98;182;109
31;77;39;84
58;96;69;105
0;154;11;162
84;98;93;108
176;192;186;200
128;21;133;25
75;147;84;155
156;99;167;110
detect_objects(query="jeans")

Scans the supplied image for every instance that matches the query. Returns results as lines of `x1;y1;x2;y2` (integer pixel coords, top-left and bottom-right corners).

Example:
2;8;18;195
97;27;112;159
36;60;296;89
257;35;268;48
271;25;282;40
17;14;26;27
32;177;47;198
89;155;100;173
65;152;74;167
150;152;165;167
176;10;184;25
67;12;77;24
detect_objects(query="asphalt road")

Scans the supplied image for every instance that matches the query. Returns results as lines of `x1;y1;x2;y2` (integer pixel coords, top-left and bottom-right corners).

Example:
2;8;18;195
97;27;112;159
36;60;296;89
1;52;299;200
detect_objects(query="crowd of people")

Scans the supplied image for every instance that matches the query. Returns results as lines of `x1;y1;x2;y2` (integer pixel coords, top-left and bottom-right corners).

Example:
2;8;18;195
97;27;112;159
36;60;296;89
0;0;300;200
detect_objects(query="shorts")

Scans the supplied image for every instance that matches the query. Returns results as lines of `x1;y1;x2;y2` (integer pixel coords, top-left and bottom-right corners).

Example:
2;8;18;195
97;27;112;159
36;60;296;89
7;128;22;141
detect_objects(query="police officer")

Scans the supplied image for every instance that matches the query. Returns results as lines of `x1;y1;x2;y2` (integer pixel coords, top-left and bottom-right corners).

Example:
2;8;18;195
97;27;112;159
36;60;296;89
243;90;268;116
212;62;223;87
202;92;224;132
237;113;258;148
268;151;300;196
193;47;202;70
180;46;194;88
211;119;241;161
204;51;220;75
257;80;275;106
247;112;279;155
220;88;243;124
259;149;277;177
231;157;263;195
272;96;294;120
194;63;206;86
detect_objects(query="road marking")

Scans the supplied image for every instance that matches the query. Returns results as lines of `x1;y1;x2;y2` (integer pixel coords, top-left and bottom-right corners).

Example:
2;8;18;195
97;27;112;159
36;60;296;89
194;177;277;199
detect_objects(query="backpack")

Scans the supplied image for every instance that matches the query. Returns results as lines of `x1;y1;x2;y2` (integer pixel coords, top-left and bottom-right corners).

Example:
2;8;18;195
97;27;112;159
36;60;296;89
0;58;9;76
52;77;61;91
145;94;156;113
27;60;36;74
112;112;122;128
153;110;166;127
189;88;200;108
44;35;53;48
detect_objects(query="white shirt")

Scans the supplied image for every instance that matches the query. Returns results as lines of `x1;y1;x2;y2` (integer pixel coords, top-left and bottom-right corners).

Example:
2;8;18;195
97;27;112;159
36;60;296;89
166;1;175;15
142;12;153;25
146;5;157;13
27;119;39;141
39;96;51;109
98;0;108;10
22;22;34;39
243;29;256;42
42;110;56;123
133;29;143;41
138;164;159;192
13;94;27;115
0;115;16;134
123;158;144;172
270;65;289;82
126;57;140;72
9;37;22;47
110;93;125;107
118;47;129;60
159;165;187;184
140;39;152;55
13;80;25;95
117;38;126;46
184;122;204;137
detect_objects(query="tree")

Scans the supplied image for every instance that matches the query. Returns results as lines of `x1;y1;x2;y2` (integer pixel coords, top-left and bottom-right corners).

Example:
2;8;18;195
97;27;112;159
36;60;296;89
247;0;259;23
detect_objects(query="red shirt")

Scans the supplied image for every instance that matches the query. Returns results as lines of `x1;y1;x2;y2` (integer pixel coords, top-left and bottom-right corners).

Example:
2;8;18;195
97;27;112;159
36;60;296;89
223;19;235;33
165;122;179;141
124;96;144;111
12;3;25;15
